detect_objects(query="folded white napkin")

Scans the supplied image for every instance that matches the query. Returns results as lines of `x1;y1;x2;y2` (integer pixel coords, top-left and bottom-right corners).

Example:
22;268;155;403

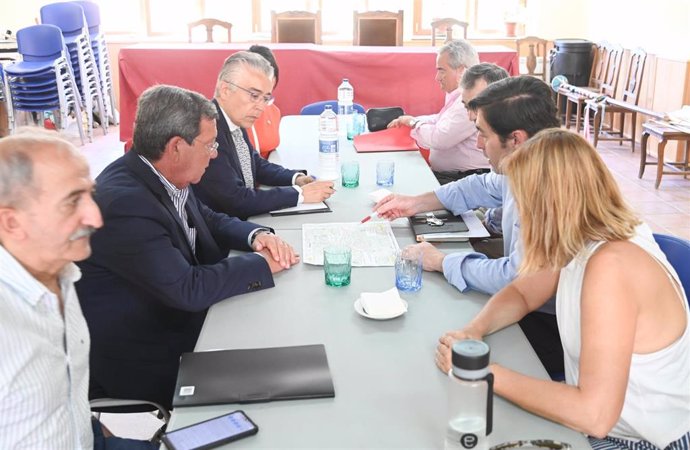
359;287;408;318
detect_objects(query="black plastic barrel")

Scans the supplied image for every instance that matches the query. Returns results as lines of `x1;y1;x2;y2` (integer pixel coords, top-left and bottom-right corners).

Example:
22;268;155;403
549;39;594;87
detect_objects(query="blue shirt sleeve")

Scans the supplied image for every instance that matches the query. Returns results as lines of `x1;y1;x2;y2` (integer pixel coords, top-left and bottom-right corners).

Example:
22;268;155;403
434;172;505;214
435;173;521;295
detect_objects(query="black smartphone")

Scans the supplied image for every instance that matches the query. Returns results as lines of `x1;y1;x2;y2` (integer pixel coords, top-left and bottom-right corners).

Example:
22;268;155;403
161;410;258;450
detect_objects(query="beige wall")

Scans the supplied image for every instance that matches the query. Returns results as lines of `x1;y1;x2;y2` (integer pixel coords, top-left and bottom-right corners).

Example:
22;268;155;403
4;0;43;32
526;0;690;61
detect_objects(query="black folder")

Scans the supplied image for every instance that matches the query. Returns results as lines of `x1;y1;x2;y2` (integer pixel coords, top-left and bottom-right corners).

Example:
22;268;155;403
410;209;468;238
269;201;332;216
172;344;335;407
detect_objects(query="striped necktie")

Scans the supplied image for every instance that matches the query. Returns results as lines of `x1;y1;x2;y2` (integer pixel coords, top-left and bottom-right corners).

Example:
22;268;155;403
230;128;255;187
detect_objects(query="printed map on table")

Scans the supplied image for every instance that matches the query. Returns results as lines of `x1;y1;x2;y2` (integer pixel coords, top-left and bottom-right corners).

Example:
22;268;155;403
302;222;400;266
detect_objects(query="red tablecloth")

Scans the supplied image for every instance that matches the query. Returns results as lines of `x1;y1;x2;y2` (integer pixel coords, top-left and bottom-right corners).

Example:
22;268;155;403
118;43;518;143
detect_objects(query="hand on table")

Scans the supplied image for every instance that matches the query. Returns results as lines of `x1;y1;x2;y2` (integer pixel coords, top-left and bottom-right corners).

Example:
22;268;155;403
414;242;445;272
302;180;335;203
252;232;300;272
374;194;418;220
387;115;415;128
435;327;485;373
295;174;315;186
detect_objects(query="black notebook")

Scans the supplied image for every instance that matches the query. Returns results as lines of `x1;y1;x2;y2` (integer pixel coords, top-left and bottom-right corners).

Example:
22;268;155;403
269;201;331;216
172;344;335;407
410;210;468;242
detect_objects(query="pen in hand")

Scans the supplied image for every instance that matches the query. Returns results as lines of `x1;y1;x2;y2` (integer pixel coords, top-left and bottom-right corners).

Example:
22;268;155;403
360;211;379;224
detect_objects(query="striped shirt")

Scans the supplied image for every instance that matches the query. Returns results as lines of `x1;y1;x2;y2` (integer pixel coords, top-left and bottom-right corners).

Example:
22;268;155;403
0;245;93;448
139;155;197;252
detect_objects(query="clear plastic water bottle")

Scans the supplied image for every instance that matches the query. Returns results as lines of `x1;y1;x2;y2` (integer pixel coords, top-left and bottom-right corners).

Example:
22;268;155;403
318;104;340;181
337;78;354;138
444;340;493;450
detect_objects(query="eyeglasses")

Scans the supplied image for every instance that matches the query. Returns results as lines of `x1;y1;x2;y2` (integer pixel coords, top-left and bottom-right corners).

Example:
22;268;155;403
193;137;219;154
226;81;274;106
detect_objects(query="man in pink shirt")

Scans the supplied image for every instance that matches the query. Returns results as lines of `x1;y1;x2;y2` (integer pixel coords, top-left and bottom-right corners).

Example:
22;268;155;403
388;39;490;184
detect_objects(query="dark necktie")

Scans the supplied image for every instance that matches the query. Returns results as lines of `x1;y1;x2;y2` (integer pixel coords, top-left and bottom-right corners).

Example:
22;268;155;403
230;128;254;187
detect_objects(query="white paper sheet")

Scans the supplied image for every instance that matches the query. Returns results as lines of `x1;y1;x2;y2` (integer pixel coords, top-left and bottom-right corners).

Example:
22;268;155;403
302;221;399;266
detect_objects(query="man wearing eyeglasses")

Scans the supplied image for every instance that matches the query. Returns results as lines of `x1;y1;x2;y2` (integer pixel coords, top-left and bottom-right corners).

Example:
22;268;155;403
76;85;299;410
193;51;335;220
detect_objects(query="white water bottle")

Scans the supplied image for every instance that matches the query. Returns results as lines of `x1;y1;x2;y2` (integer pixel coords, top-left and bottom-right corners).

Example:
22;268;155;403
337;78;354;138
318;104;339;181
444;340;493;450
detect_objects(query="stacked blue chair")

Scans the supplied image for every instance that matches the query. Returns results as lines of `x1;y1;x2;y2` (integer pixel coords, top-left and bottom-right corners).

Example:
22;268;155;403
72;0;118;125
2;24;85;144
0;64;12;134
41;1;107;141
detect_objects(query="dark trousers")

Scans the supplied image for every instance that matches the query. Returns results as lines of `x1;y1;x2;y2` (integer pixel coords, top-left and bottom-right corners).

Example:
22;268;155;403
518;311;565;378
469;237;505;259
433;168;491;185
92;418;159;449
89;355;179;411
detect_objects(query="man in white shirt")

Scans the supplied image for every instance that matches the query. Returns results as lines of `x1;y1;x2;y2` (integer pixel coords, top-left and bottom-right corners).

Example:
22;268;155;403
388;39;490;185
0;129;154;449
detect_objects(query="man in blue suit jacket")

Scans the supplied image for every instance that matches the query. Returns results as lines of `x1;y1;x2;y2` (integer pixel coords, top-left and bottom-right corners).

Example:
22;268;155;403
76;85;298;410
193;51;334;220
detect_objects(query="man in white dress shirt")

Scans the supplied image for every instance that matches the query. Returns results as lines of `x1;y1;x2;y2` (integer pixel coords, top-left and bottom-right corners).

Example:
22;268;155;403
0;129;154;449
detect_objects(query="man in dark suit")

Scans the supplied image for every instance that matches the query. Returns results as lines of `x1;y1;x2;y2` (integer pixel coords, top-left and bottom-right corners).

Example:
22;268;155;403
76;85;298;410
193;51;335;220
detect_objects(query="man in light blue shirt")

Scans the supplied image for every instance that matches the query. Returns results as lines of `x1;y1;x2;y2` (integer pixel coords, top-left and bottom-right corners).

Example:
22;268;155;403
375;76;563;374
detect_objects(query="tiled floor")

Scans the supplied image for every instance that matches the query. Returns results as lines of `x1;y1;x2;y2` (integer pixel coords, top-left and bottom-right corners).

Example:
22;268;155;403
63;121;688;439
596;140;690;239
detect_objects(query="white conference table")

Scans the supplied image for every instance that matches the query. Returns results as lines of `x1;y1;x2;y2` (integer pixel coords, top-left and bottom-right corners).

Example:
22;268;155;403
255;115;439;230
166;116;590;449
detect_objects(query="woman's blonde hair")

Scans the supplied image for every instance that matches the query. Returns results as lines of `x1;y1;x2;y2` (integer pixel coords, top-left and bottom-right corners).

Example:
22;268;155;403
504;129;640;274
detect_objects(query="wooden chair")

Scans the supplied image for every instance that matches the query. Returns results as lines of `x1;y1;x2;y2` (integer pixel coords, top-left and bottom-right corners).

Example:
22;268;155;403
271;10;321;44
353;10;403;47
515;36;548;80
586;48;647;151
564;43;623;132
588;41;609;91
187;18;232;43
639;121;690;188
430;18;468;45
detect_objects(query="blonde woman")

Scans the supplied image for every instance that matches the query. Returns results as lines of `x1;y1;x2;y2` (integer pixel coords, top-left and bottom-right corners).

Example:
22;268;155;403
435;129;690;449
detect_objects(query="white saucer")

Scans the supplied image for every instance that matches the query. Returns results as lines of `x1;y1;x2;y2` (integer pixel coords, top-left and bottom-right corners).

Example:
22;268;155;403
354;298;408;320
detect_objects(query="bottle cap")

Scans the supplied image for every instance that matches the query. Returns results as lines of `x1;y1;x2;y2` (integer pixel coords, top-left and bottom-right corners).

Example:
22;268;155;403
452;339;490;377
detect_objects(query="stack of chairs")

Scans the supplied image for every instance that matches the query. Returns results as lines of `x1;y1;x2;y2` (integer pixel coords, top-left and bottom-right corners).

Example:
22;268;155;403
0;63;14;136
73;0;118;125
40;1;107;141
2;24;86;144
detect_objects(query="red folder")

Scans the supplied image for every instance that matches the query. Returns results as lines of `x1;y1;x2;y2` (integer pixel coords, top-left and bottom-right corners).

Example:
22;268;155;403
353;127;420;153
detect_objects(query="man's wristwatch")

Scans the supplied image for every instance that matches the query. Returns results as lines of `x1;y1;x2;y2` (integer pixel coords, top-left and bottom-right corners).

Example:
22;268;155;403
409;118;419;128
250;229;272;246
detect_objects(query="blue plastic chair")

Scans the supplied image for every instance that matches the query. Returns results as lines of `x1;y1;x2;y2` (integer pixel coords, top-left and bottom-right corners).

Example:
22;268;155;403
70;0;118;125
41;1;108;138
72;1;100;39
2;24;86;143
40;2;85;43
300;100;365;115
653;233;690;302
